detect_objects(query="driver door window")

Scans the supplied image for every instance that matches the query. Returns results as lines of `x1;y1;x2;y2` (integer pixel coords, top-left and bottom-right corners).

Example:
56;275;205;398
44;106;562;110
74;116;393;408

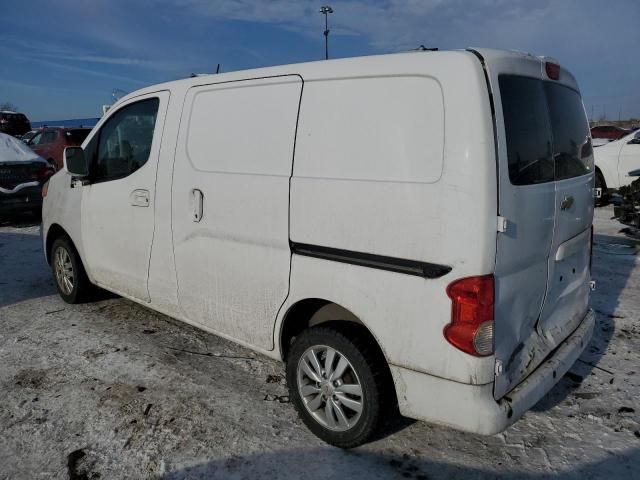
90;98;159;182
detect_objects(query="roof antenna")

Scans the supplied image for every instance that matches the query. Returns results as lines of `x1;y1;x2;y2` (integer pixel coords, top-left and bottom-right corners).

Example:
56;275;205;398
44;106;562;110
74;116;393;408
416;45;438;51
216;63;221;74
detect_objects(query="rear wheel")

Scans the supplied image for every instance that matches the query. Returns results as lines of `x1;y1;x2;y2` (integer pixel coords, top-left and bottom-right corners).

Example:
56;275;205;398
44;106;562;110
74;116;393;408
286;326;388;448
51;237;92;303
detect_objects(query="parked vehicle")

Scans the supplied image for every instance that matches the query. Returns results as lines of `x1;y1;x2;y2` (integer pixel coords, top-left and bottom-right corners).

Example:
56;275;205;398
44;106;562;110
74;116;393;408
42;49;595;448
613;172;640;229
0;132;55;218
590;124;630;141
0;111;31;137
594;130;640;199
28;127;92;170
592;137;611;148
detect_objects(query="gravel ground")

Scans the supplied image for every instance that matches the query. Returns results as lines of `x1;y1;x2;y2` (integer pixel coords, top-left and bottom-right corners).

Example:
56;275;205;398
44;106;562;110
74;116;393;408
0;207;639;479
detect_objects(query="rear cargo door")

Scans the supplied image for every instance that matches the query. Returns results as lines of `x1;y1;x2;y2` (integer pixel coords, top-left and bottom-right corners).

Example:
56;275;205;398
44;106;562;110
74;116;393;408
479;51;594;399
536;82;593;348
492;70;557;399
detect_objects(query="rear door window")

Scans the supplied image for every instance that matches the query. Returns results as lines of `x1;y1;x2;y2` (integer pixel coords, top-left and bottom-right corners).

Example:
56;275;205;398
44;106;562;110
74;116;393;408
499;76;554;185
500;75;592;185
544;82;593;180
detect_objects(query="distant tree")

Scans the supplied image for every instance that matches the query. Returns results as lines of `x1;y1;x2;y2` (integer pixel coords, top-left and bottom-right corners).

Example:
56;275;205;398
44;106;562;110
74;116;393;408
0;101;18;111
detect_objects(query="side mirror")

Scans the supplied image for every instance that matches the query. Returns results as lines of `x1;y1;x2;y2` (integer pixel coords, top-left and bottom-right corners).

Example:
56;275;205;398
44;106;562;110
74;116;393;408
628;133;640;145
64;147;88;176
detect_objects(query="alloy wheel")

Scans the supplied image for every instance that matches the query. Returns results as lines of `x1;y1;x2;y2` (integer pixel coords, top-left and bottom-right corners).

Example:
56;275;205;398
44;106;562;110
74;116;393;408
54;246;74;295
296;345;364;431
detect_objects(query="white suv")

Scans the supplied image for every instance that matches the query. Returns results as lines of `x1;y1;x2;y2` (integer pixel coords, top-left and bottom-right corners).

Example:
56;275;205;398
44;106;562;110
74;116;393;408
42;48;595;447
594;129;640;194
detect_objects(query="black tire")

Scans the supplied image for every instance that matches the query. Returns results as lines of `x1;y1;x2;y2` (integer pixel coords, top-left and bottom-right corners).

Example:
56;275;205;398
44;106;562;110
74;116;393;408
595;171;608;207
50;236;93;303
286;325;389;448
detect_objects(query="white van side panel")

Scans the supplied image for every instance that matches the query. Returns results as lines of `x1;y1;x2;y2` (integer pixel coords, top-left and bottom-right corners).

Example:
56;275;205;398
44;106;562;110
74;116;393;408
295;76;444;183
283;255;496;385
285;53;499;384
171;76;302;350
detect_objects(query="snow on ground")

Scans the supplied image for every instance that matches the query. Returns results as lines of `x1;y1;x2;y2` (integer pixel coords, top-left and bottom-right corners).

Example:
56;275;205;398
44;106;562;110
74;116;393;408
0;208;639;479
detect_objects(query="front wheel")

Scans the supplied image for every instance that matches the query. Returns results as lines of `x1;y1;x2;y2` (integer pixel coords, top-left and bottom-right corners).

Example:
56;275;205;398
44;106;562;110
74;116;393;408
286;326;388;448
51;237;92;303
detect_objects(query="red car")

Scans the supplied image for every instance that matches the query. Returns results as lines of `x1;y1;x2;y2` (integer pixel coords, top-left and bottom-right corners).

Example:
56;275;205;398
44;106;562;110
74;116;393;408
590;124;630;141
28;127;92;169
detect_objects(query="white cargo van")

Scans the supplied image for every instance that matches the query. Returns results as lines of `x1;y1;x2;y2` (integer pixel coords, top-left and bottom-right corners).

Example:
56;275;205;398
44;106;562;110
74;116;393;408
42;48;595;448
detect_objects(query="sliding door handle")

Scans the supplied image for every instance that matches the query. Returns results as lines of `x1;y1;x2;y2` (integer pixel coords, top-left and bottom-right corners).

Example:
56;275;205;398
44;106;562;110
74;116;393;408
130;189;150;207
191;188;204;222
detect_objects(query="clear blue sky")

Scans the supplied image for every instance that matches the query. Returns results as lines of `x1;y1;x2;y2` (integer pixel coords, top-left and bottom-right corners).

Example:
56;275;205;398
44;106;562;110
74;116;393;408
0;0;638;121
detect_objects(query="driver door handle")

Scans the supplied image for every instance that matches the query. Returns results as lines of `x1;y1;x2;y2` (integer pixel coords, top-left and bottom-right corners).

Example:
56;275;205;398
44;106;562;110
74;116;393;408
130;189;150;207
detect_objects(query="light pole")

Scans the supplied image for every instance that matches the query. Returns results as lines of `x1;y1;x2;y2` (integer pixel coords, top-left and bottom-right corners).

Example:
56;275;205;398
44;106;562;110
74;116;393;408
320;5;333;60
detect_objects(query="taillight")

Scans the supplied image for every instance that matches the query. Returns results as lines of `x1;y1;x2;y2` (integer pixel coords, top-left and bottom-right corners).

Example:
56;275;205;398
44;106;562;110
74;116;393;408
444;275;494;356
545;62;560;80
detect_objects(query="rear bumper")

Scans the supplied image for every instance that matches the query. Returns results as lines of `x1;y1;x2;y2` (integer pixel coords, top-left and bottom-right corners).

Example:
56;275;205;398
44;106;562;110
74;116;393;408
391;308;595;435
0;185;42;216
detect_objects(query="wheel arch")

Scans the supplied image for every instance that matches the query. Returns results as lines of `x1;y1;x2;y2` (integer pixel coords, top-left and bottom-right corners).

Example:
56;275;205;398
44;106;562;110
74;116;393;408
45;223;73;264
278;298;389;365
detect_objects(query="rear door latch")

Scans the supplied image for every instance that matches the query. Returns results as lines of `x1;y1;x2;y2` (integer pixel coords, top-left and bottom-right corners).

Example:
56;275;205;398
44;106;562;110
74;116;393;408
497;216;508;233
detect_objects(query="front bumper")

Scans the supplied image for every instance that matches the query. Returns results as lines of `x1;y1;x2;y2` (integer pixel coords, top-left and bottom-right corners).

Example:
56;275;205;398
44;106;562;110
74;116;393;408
0;185;42;216
390;308;595;435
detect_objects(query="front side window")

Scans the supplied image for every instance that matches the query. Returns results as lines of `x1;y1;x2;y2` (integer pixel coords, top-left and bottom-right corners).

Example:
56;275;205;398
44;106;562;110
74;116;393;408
499;75;554;185
90;98;159;182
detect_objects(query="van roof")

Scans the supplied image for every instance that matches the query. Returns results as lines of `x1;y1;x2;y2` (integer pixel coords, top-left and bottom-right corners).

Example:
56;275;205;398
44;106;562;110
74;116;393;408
114;48;577;107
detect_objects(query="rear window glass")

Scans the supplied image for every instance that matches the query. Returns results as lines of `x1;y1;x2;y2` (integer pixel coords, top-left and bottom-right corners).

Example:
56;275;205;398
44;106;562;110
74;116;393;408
499;75;592;185
544;82;593;180
499;75;554;185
